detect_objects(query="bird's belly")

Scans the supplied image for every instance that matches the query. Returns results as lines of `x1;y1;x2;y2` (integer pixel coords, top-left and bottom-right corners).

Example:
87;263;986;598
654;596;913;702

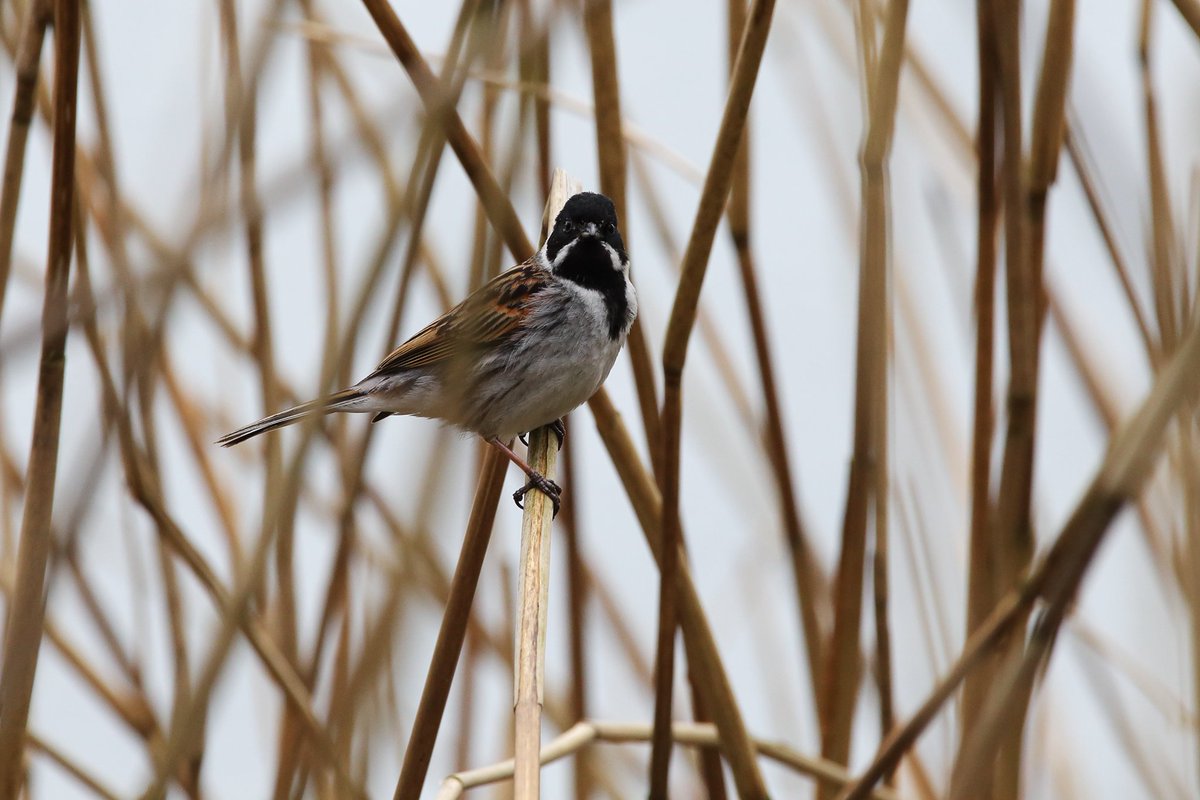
468;308;622;438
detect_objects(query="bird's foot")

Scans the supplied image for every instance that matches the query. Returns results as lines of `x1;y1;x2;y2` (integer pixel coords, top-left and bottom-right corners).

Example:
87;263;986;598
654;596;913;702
518;419;565;450
513;472;562;517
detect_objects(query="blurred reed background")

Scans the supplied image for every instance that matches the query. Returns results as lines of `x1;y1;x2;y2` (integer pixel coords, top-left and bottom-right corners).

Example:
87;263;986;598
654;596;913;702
0;0;1199;798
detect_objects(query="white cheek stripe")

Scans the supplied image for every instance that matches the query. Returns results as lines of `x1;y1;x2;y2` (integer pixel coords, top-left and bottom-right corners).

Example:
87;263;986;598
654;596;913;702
553;239;576;269
602;241;626;272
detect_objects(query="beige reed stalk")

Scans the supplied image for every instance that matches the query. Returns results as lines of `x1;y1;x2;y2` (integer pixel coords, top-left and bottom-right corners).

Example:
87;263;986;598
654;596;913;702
0;0;79;793
438;721;902;800
512;169;578;800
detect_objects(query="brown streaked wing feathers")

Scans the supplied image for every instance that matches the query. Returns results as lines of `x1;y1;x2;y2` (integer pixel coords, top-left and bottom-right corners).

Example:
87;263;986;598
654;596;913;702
366;260;550;378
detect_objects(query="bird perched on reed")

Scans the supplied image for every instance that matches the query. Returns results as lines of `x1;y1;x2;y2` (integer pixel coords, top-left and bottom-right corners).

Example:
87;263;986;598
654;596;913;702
218;191;637;515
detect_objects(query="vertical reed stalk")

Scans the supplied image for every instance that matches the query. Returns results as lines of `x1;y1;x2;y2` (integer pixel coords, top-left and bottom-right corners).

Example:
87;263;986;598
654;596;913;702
513;426;559;799
961;0;999;739
819;0;908;788
512;171;575;799
0;1;80;794
583;0;662;465
953;0;1032;793
990;1;1075;795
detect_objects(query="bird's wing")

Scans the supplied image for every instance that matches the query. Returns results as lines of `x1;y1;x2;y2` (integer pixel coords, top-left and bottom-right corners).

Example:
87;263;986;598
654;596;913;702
367;260;551;377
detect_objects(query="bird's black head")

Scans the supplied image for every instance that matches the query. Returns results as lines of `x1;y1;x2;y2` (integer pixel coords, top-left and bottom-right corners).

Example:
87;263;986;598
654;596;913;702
543;191;631;339
545;192;627;272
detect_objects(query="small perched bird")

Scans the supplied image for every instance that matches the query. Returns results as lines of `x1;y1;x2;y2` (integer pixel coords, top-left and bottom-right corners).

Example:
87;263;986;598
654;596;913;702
218;191;637;515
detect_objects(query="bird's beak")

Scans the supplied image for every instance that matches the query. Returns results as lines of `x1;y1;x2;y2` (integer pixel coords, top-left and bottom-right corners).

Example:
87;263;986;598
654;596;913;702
581;222;600;238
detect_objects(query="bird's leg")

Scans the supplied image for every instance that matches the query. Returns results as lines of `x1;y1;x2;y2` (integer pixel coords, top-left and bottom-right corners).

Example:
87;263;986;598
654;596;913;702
485;436;562;517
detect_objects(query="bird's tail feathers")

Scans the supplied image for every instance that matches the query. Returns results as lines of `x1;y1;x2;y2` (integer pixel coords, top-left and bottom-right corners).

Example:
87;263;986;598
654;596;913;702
216;388;366;447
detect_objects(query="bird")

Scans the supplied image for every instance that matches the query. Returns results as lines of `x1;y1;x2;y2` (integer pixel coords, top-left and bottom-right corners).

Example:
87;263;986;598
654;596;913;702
217;191;637;516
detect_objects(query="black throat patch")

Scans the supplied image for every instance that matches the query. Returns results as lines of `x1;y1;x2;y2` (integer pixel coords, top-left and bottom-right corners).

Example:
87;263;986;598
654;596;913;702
554;239;629;340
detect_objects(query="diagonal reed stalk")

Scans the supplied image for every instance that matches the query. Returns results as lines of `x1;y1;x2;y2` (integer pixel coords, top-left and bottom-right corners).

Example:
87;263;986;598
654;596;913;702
651;0;776;794
359;0;534;261
392;448;508;799
725;0;827;713
0;0;80;793
0;0;48;325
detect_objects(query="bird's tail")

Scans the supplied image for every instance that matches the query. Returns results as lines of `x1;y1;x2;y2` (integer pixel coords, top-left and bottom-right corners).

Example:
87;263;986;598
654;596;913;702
216;388;367;447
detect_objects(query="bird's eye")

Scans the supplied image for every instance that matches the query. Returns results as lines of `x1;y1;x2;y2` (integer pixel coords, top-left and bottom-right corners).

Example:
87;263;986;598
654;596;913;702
604;221;615;234
561;220;576;234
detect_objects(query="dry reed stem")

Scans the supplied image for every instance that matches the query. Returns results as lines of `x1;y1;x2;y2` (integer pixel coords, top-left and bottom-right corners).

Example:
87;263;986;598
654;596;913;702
0;0;79;793
138;426;363;796
0;0;48;324
71;256;358;797
0;570;156;740
819;0;908;785
58;542;141;686
27;732;121;800
285;5;487;791
144;445;350;787
437;720;902;800
586;391;765;798
725;0;826;710
0;0;1181;794
962;0;999;741
283;19;712;184
1071;630;1185;798
512;425;559;799
979;2;1075;794
544;18;590;767
583;0;662;468
359;0;534;261
160;351;245;572
557;434;592;800
392;447;509;799
632;152;757;427
271;2;354;792
652;0;775;795
355;5;764;794
1063;124;1156;360
1169;0;1200;38
512;171;576;799
840;301;1200;799
958;0;1032;793
1143;0;1185;355
472;4;514;288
